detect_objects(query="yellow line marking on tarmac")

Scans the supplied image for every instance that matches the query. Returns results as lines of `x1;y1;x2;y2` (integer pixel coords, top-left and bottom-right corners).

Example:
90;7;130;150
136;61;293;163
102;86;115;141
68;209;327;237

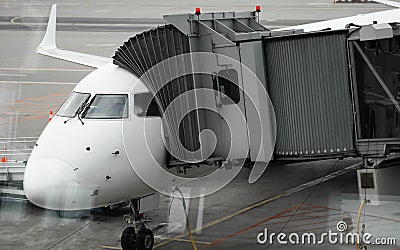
0;80;76;85
0;67;92;72
153;162;361;249
161;238;211;245
100;246;122;250
100;238;211;250
267;211;343;226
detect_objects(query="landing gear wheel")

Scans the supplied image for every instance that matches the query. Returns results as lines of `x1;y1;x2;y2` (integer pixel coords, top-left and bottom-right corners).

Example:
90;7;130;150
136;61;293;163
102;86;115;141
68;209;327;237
136;228;154;250
121;227;136;250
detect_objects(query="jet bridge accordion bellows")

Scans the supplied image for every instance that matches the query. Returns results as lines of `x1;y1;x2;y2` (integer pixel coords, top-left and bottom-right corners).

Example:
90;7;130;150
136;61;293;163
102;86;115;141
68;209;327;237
113;25;201;162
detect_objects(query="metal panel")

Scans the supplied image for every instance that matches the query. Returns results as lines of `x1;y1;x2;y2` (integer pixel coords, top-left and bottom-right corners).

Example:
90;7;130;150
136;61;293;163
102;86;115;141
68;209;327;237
263;31;355;157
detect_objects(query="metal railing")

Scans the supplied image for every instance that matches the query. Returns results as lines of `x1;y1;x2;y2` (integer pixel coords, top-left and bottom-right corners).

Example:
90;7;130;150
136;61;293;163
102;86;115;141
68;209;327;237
0;137;37;164
0;137;37;188
0;137;37;197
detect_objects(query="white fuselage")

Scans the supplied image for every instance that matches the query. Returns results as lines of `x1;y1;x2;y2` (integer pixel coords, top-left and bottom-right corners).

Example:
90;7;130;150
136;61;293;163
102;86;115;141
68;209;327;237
23;64;167;211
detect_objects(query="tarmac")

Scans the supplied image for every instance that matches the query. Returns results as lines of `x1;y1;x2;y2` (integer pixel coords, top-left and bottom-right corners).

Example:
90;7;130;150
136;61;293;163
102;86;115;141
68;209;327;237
0;0;399;249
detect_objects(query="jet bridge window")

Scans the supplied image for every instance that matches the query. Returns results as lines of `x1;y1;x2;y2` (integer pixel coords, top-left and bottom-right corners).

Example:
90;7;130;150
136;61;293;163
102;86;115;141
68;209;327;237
354;38;400;139
134;93;161;117
213;69;240;105
57;92;91;118
83;94;128;119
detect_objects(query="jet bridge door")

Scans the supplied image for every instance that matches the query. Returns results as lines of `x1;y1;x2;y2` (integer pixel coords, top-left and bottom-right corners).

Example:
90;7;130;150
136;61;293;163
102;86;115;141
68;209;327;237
193;29;250;161
263;31;355;157
211;46;249;159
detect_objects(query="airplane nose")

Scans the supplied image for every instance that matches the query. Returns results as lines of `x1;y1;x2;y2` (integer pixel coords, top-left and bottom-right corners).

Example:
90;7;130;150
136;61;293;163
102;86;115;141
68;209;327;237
23;157;79;210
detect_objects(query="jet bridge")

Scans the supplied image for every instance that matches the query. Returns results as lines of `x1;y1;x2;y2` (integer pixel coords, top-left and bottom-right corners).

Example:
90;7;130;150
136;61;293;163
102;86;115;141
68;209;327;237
113;10;400;169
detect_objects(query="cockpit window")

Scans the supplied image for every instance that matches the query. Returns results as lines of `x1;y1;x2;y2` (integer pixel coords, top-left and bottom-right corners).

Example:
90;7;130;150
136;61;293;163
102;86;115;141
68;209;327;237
134;92;161;117
82;94;128;119
57;92;91;118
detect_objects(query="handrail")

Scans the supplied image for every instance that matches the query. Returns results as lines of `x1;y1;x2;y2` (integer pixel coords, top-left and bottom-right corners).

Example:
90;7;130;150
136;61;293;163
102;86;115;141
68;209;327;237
1;153;32;156
1;149;32;152
0;137;39;140
0;141;37;143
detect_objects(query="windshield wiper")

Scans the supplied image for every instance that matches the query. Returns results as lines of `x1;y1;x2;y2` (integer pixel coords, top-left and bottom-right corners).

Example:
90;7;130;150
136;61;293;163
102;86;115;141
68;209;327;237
64;101;89;125
63;114;75;124
77;109;84;125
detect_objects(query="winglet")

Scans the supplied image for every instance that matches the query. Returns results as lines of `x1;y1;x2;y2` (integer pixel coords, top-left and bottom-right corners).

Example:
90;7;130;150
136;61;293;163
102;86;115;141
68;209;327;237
372;0;400;8
37;4;57;52
34;4;111;68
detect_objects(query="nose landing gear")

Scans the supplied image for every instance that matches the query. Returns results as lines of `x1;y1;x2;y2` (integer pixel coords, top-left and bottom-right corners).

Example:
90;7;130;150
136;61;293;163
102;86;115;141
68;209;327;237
136;228;154;250
121;199;154;250
121;227;137;250
121;227;154;250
